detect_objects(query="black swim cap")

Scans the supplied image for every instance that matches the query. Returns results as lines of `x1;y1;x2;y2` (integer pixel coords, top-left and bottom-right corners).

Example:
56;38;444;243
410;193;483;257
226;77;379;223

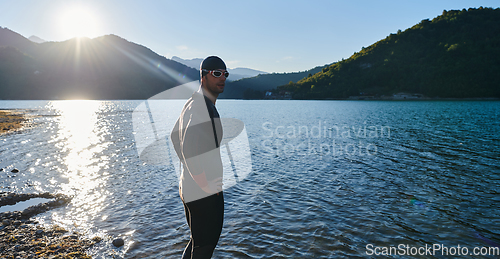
201;56;226;77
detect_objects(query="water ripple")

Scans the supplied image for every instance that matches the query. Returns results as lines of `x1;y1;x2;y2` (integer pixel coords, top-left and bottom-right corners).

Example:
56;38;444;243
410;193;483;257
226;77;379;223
0;100;499;258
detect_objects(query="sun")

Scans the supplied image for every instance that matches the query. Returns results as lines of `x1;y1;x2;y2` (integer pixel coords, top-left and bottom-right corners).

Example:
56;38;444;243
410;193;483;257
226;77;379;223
58;4;101;40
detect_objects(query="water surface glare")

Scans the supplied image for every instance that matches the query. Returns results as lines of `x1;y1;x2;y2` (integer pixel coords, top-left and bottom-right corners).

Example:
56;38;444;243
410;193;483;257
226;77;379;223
0;100;499;258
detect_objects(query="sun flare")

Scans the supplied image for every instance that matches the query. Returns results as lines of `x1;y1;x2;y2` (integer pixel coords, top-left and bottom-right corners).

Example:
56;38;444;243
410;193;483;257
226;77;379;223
58;4;102;40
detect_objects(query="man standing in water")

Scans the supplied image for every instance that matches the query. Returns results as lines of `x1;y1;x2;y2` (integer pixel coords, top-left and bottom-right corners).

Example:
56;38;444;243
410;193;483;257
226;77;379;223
171;56;228;258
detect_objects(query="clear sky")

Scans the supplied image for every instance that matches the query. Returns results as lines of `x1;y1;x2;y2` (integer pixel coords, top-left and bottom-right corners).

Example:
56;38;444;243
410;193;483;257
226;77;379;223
0;0;499;73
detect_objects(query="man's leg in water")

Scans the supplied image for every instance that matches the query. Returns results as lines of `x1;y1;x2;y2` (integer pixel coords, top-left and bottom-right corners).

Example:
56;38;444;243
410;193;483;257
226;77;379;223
182;193;224;259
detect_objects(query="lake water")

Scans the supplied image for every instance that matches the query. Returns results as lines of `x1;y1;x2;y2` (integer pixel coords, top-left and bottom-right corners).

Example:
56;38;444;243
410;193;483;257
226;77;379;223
0;100;499;258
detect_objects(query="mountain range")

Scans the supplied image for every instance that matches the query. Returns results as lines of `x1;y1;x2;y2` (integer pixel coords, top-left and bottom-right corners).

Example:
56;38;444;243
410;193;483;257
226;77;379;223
0;27;199;99
28;35;46;44
0;27;277;99
1;7;499;100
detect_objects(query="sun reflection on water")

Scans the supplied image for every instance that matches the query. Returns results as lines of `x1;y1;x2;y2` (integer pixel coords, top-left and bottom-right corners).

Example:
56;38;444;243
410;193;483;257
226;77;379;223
48;100;111;233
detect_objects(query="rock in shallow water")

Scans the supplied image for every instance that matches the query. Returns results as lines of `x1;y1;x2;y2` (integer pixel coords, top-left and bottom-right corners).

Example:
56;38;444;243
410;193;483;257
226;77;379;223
0;192;99;259
11;168;19;173
113;238;125;247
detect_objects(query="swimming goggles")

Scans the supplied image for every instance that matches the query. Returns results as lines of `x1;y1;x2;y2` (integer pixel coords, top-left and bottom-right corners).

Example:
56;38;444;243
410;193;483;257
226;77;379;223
202;69;229;78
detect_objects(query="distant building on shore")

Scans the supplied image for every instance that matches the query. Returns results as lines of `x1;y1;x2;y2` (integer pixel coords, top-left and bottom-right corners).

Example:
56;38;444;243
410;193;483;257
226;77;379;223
265;91;292;100
392;92;425;100
348;92;427;100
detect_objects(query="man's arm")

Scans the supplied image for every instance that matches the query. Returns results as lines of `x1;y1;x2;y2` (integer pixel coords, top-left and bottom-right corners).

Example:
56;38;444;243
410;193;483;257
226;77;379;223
181;114;222;193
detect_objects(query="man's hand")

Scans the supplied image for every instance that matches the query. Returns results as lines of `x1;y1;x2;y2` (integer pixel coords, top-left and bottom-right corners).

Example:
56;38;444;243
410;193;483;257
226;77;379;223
201;177;223;194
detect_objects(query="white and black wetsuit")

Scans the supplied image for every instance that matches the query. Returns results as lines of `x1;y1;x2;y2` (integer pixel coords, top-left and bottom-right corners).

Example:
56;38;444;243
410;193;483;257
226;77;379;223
171;91;224;258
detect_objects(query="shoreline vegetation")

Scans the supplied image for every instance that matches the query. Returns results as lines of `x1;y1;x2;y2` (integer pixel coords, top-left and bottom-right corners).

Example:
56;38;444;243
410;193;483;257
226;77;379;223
0;192;101;258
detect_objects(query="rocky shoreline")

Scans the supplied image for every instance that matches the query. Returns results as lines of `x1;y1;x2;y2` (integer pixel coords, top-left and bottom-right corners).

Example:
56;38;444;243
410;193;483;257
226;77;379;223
0;192;101;259
0;110;26;135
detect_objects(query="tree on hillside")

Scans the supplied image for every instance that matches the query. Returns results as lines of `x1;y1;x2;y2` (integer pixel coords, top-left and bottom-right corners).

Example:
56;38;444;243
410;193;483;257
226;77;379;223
278;7;500;99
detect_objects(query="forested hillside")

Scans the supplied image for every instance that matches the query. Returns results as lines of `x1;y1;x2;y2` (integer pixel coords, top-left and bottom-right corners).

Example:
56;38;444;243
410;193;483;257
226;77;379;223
278;8;500;99
220;64;329;99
